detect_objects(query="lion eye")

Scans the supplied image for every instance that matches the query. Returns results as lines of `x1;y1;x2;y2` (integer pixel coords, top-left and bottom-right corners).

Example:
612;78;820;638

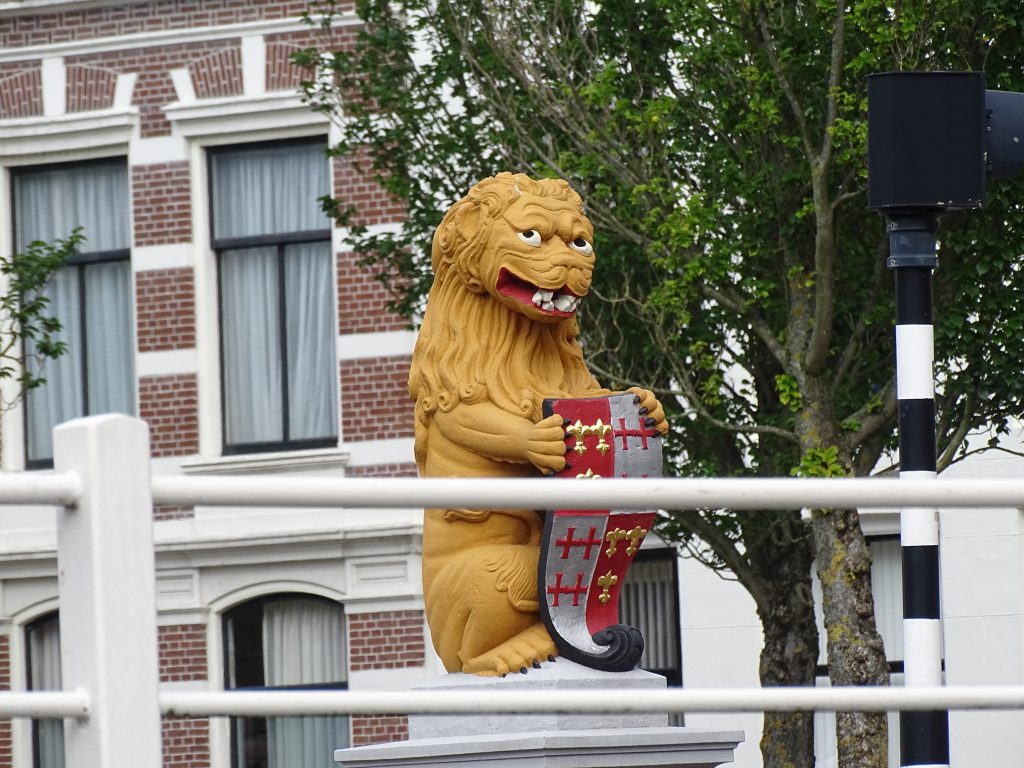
518;230;542;247
569;237;593;255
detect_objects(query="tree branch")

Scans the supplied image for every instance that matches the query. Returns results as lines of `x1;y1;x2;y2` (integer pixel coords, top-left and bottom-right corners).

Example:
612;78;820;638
702;284;788;370
755;4;816;166
936;395;975;473
669;509;767;613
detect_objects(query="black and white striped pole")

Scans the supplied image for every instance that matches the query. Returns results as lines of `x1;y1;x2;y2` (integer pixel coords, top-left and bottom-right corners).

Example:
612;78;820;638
887;212;948;767
868;71;1024;768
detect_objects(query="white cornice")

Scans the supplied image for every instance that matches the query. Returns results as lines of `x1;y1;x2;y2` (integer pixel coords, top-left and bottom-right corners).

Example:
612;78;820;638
0;13;361;63
163;91;329;139
181;445;350;474
0;108;135;160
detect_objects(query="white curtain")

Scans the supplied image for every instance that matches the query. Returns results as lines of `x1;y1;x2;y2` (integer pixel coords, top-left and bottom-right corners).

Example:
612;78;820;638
285;242;337;440
14;161;129;251
16;161;132;463
28;616;64;768
25;270;82;463
210;142;329;239
221;247;283;445
262;599;348;767
85;261;135;415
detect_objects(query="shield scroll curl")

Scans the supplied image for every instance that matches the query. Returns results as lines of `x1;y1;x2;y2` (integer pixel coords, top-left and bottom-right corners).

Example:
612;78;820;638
539;393;663;672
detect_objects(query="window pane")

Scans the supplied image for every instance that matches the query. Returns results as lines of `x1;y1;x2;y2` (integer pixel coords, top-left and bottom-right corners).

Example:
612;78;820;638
285;242;337;442
15;160;133;465
27;614;65;768
25;268;83;463
221;247;283;445
869;538;904;662
211;143;329;240
619;555;680;676
84;261;135;416
14;161;129;251
225;596;349;768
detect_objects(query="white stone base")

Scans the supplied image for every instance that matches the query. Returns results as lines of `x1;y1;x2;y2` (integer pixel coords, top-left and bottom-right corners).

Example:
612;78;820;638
335;659;744;767
335;728;744;768
409;658;669;738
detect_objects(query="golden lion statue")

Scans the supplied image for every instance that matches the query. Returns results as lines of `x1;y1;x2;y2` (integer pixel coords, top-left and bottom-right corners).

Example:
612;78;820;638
410;172;666;676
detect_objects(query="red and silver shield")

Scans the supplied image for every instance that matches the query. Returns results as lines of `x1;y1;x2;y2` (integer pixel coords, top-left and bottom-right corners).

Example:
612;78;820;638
538;393;662;671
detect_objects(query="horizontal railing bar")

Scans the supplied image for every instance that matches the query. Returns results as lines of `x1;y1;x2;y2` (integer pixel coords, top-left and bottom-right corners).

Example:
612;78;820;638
0;690;90;719
151;475;1024;510
0;472;80;507
159;686;1024;717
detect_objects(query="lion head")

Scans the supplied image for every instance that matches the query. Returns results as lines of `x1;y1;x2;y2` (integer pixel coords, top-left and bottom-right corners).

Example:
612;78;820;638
410;173;603;462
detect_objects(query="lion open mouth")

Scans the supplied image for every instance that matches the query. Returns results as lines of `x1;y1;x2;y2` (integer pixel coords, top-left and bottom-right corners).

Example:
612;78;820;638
496;268;582;315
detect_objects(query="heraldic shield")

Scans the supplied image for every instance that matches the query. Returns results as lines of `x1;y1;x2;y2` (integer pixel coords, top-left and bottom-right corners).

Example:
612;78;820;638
539;393;662;672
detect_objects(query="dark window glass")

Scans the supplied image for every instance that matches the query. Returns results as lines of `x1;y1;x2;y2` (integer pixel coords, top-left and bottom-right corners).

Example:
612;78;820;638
223;594;348;768
26;612;64;768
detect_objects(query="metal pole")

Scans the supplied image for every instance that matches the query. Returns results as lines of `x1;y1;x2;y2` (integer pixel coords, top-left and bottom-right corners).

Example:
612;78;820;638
887;213;949;768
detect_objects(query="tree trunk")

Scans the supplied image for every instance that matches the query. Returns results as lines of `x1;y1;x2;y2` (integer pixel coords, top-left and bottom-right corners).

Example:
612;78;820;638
747;511;820;768
812;507;890;768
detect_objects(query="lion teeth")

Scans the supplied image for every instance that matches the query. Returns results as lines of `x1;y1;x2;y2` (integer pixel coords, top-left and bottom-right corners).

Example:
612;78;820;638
532;289;554;308
531;288;580;312
553;294;575;312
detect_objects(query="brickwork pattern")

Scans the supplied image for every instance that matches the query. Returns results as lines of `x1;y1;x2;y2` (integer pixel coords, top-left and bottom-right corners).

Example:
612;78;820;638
132;163;193;246
334;149;406;227
339;357;415;442
0;64;41;118
66;63;117;112
0;0;330;49
71;40;240;136
158;624;208;683
136;268;196;352
351;715;408;747
0;635;9;768
162;717;210;768
189;46;243;100
264;27;357;92
348;610;425;671
347;463;418;478
336;251;407;335
139;374;199;457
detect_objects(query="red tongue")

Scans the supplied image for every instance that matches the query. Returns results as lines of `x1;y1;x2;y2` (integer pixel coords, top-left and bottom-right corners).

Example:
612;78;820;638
496;268;538;304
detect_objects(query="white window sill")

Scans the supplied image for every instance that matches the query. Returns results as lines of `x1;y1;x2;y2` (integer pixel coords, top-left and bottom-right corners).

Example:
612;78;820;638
181;446;350;475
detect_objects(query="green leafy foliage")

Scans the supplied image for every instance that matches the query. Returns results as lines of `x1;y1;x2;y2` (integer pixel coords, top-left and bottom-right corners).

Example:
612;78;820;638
0;229;82;410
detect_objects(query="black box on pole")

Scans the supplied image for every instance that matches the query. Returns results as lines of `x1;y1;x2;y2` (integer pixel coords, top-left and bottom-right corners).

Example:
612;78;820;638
868;71;987;210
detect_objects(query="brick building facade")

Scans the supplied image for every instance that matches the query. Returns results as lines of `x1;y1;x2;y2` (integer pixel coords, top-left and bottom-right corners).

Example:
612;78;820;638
0;2;429;767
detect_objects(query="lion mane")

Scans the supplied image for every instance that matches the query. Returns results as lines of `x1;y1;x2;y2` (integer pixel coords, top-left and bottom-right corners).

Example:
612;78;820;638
410;172;601;470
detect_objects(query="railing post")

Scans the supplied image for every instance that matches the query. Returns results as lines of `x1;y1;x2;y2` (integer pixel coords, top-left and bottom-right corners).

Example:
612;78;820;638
53;415;161;768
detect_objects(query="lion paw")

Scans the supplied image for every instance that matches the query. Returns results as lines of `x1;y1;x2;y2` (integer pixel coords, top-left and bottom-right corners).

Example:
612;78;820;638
462;623;558;677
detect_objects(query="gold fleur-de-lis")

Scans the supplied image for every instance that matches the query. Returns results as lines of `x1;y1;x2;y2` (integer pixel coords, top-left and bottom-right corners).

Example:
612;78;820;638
593;419;613;455
576;468;601;479
605;526;649;557
566;420;588;455
605;528;627;557
625;526;648;556
597;570;619;604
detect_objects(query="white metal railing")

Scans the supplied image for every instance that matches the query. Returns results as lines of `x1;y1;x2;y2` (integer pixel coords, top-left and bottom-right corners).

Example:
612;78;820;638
1;414;1023;767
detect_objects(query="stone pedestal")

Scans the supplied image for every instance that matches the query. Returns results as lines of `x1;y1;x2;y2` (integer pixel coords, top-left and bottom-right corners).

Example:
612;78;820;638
336;660;743;768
